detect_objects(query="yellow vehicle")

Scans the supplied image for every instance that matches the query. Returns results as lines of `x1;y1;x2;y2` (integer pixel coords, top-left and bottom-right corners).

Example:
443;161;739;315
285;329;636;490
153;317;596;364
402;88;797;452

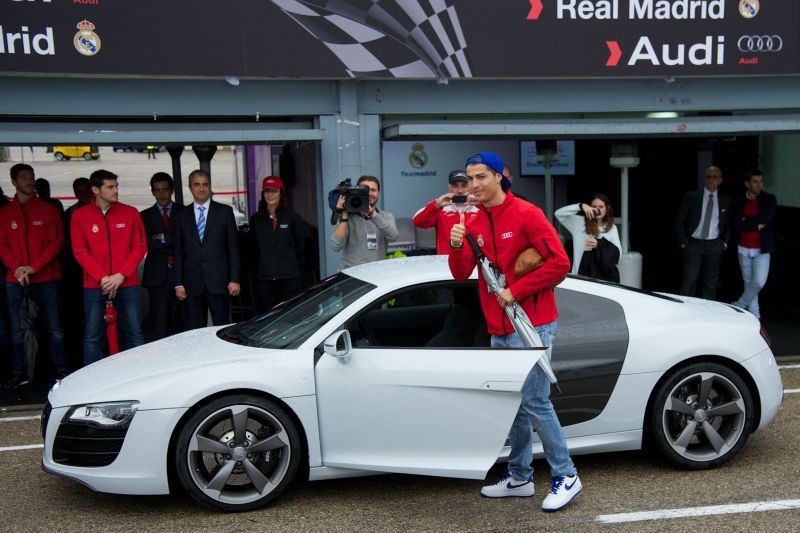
53;146;100;161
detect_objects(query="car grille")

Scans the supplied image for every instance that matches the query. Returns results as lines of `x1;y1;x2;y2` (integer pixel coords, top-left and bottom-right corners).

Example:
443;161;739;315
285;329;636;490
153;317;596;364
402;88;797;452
52;417;131;467
41;402;52;439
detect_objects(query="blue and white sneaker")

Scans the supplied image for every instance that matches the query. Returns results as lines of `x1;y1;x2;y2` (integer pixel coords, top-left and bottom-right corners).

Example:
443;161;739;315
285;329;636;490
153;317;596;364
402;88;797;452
480;471;534;498
542;474;582;512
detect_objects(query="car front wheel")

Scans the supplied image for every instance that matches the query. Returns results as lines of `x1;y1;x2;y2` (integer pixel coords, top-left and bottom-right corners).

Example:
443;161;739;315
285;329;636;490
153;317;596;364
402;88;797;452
54;152;65;160
174;395;302;511
651;362;754;469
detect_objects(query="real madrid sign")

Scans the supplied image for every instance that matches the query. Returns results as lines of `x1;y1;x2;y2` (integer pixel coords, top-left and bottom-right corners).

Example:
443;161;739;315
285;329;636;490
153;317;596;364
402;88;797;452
0;0;798;79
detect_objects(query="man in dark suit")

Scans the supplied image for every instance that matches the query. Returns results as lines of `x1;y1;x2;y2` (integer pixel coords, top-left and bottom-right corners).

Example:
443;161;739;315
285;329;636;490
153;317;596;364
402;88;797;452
140;172;184;340
173;169;241;329
675;165;730;299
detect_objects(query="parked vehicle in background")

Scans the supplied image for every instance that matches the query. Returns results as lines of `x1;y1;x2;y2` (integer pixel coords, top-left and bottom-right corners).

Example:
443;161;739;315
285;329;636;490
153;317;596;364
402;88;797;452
53;146;100;161
112;145;165;153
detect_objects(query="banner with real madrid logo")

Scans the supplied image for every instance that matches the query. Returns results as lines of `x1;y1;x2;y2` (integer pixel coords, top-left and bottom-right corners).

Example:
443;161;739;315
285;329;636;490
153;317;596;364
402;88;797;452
0;0;797;79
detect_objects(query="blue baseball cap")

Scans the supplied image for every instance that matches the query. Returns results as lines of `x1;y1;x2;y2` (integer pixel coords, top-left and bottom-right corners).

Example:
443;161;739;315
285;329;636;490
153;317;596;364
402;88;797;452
466;152;512;190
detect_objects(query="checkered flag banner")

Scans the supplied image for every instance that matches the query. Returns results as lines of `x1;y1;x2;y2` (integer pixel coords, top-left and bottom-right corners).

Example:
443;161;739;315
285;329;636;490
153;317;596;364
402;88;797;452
270;0;472;79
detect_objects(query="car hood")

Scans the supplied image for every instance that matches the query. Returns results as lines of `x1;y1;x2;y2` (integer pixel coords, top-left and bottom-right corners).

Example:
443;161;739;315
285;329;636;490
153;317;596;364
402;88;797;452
48;327;315;409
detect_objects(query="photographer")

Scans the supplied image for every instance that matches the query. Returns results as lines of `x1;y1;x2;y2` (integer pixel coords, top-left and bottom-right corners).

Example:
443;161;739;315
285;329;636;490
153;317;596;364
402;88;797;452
412;170;480;254
555;194;621;282
330;175;398;270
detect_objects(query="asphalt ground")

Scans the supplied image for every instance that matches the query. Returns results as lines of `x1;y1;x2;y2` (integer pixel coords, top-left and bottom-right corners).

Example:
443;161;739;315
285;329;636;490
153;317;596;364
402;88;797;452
0;365;797;532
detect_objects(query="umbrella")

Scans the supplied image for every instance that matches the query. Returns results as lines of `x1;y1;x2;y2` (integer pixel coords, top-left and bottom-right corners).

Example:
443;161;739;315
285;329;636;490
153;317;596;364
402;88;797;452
104;299;119;355
465;235;560;389
19;285;39;381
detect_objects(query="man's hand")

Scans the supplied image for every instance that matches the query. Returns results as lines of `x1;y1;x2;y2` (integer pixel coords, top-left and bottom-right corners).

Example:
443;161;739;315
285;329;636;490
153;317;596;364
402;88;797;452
175;287;187;301
100;273;125;298
336;195;346;210
228;282;241;297
450;213;466;248
758;223;766;231
497;288;515;308
435;193;454;209
14;266;35;286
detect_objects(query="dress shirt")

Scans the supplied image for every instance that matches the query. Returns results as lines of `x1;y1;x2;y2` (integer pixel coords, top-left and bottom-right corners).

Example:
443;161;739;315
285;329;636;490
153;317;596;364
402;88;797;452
691;188;720;240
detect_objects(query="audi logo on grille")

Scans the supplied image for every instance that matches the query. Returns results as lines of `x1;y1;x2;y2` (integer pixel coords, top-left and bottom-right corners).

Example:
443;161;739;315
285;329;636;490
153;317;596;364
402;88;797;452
737;35;783;53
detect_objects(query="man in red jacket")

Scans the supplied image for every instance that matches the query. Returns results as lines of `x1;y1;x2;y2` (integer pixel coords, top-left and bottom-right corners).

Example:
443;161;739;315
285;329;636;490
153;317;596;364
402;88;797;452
412;170;479;254
449;152;582;512
71;169;147;365
0;164;68;388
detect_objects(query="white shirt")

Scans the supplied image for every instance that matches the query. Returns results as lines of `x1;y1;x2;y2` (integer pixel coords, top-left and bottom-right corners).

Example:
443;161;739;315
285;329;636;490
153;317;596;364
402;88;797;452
193;200;211;225
691;188;720;240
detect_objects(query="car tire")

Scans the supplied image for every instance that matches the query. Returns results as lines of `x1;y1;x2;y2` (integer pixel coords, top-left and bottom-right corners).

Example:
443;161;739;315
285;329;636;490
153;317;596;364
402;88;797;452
54;152;65;161
83;152;93;160
650;362;754;470
174;394;302;512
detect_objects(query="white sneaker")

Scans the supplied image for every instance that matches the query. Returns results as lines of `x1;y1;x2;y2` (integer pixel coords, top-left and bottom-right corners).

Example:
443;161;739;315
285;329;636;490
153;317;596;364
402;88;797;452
480;471;534;498
542;474;582;512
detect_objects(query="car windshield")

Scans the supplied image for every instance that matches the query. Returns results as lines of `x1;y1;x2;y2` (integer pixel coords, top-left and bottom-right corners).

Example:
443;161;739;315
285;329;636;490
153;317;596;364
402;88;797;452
217;274;376;349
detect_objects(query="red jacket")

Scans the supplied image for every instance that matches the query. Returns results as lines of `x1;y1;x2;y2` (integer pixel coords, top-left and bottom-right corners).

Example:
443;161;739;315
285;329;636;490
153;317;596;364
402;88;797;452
449;192;570;334
0;195;63;283
70;199;147;288
412;200;481;254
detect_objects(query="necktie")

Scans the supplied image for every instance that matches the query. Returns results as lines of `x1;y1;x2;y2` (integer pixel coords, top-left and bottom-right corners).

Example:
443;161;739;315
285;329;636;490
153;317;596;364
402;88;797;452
700;194;713;239
161;206;169;229
197;206;206;242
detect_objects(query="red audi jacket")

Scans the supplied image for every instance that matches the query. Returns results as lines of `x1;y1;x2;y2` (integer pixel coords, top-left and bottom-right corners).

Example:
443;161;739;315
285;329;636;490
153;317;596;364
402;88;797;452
449;192;570;335
70;199;147;288
0;195;63;283
412;200;480;254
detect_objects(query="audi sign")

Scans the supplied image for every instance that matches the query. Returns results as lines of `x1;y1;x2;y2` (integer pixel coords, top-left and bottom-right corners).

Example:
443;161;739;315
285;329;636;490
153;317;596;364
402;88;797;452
738;35;784;53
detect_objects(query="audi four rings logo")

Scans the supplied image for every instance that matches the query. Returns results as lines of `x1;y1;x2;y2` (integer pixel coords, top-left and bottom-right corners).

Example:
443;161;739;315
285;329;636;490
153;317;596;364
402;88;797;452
737;35;784;53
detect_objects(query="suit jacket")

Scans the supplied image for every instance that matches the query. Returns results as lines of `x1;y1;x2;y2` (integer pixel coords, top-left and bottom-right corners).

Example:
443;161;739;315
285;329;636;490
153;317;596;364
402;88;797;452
140;202;184;288
675;189;730;247
174;200;241;296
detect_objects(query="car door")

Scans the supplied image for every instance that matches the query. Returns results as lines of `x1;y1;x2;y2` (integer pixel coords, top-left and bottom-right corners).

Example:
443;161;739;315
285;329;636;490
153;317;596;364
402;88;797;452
314;281;542;479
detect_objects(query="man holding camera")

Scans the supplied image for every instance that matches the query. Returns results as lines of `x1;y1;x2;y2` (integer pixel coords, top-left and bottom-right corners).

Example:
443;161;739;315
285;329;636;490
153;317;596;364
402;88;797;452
331;175;398;270
412;170;480;254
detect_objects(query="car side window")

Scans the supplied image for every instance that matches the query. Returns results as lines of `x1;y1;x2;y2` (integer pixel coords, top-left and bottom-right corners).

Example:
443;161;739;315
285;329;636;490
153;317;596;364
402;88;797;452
347;282;487;348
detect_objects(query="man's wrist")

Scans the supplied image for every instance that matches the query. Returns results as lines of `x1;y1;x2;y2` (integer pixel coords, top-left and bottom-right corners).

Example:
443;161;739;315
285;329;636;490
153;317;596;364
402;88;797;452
450;239;463;249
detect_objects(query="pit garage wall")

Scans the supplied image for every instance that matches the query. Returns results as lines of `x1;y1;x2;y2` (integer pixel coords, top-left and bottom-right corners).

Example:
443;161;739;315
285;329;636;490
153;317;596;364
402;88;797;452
762;135;800;208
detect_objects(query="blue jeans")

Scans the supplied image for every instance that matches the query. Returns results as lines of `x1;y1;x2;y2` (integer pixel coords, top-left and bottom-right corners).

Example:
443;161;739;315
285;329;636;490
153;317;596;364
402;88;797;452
5;281;68;375
84;287;144;366
492;321;576;480
735;252;770;319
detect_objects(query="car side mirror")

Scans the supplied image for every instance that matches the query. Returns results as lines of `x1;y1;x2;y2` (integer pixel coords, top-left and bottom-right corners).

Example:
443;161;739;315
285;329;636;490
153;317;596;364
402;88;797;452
323;330;352;363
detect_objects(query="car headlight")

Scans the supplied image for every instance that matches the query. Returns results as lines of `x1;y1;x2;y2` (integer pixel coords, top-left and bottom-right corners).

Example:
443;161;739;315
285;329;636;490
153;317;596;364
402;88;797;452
66;401;140;428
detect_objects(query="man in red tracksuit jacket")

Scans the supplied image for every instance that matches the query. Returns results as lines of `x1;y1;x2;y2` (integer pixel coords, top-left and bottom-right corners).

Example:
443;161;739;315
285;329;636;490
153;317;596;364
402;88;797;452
449;152;582;512
71;169;147;365
0;163;69;388
412;169;480;254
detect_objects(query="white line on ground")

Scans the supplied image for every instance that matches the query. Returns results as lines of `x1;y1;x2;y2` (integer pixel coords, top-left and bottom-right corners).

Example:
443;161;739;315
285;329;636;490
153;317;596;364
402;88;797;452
0;444;43;452
779;364;800;370
785;388;800;394
594;499;800;524
0;415;41;423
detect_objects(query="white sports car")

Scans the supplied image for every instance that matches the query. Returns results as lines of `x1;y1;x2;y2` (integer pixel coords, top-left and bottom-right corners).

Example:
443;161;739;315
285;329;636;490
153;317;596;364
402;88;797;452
42;257;783;512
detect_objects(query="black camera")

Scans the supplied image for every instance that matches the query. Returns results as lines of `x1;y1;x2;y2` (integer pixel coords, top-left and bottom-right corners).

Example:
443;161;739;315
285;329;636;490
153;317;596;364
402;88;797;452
328;179;371;224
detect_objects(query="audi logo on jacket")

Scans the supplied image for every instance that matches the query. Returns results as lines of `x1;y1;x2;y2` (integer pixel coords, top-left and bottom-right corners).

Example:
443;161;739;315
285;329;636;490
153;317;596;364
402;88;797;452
448;192;570;335
70;199;148;288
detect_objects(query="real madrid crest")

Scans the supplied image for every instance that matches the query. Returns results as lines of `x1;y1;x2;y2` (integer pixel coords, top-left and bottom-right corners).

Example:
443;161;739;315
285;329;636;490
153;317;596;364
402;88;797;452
739;0;759;18
10;220;17;230
74;19;102;57
408;143;428;169
477;234;485;247
91;224;99;234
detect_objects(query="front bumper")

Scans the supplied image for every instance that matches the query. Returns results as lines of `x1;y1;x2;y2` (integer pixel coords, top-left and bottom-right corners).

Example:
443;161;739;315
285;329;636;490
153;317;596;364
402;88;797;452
42;405;188;495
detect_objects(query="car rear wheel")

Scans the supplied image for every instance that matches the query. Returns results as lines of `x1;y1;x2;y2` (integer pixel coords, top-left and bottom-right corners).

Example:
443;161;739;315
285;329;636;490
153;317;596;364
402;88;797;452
83;152;93;160
54;152;65;160
174;395;302;512
651;362;754;469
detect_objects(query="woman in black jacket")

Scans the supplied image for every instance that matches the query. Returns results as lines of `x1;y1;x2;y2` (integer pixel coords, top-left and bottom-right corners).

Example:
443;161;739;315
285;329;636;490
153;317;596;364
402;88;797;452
249;176;306;313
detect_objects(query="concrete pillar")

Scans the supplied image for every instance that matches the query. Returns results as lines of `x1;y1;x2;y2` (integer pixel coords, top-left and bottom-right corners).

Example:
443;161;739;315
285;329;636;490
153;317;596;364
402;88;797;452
166;145;184;205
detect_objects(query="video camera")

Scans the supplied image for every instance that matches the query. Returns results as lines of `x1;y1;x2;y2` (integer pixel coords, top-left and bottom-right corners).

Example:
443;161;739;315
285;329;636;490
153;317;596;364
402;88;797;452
328;179;371;224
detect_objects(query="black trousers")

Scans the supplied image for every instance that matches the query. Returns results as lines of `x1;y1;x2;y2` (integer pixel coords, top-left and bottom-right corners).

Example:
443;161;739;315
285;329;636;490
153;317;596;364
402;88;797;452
680;238;725;299
146;269;182;340
184;291;230;329
254;277;304;314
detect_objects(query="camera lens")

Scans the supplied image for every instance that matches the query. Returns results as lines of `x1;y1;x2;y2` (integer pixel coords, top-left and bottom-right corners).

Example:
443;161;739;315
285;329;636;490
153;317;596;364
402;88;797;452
350;197;362;209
